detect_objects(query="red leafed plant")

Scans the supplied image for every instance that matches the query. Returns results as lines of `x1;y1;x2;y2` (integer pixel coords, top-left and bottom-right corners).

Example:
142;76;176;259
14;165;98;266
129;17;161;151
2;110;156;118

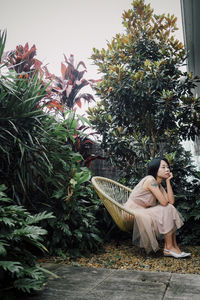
4;42;42;77
44;54;100;114
73;125;105;167
3;42;104;167
3;45;100;114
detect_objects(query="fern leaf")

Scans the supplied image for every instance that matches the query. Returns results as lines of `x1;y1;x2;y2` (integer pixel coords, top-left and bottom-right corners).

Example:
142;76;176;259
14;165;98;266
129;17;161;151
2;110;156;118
0;260;23;273
58;222;72;235
21;266;45;280
5;204;27;216
0;240;9;256
0;217;15;227
13;226;47;239
26;211;55;225
0;194;11;203
14;277;45;293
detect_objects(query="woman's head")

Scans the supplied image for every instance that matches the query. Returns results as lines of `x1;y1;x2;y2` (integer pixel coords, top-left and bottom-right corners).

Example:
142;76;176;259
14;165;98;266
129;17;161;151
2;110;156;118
147;157;170;179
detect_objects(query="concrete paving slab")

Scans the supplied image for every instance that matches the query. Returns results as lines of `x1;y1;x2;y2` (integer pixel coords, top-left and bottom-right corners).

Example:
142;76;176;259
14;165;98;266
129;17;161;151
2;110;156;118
84;281;166;300
84;269;170;300
164;273;200;300
19;265;200;300
110;269;171;283
20;266;115;300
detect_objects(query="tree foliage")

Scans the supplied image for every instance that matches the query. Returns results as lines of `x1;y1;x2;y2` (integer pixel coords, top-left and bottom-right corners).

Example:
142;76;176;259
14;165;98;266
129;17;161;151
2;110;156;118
88;0;200;244
88;0;200;168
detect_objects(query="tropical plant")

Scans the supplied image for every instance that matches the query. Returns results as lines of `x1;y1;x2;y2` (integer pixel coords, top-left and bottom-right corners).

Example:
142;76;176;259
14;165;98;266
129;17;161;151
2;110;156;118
36;53;98;116
31;112;105;256
0;30;105;257
2;35;103;169
42;56;104;168
71;124;104;167
0;59;54;205
3;41;98;113
0;31;85;206
0;184;55;297
0;30;108;255
3;42;42;77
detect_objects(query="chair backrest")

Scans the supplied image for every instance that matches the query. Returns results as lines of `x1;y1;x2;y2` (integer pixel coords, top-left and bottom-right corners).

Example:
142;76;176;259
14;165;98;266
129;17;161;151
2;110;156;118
91;176;134;232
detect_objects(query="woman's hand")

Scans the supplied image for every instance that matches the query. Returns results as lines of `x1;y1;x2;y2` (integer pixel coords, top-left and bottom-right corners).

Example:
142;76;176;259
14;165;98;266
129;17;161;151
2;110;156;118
166;172;173;181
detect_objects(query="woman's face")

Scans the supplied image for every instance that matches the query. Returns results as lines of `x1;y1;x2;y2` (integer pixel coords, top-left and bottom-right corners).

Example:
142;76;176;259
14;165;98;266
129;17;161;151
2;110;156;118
157;160;170;179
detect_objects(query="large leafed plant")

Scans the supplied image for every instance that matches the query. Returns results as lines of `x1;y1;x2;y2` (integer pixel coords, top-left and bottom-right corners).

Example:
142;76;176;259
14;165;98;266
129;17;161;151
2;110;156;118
0;30;104;260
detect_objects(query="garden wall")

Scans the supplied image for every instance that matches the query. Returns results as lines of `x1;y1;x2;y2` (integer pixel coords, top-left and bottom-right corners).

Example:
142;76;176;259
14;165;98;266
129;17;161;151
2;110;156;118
89;142;122;180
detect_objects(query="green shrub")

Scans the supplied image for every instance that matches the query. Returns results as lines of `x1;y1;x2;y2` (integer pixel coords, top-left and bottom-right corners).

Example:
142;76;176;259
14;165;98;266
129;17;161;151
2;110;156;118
0;65;104;257
0;30;111;258
0;64;55;206
0;184;55;297
40;173;105;257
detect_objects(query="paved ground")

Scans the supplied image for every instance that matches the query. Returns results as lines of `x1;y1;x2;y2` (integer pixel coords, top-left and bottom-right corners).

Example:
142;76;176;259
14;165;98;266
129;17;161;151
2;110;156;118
20;263;200;300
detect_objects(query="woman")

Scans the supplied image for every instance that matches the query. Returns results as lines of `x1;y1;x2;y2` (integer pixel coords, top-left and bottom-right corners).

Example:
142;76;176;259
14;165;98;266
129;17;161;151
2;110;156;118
124;157;191;258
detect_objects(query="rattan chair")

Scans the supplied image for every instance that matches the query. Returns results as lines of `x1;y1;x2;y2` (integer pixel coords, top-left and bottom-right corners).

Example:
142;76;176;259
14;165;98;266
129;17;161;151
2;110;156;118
91;176;135;232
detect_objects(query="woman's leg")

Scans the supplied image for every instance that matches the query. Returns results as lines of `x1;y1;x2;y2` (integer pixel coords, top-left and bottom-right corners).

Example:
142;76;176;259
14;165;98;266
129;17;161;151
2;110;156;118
164;230;181;254
172;232;181;252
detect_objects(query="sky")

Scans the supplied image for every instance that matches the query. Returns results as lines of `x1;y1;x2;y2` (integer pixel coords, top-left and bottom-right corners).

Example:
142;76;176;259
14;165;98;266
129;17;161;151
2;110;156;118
0;0;183;113
1;0;183;79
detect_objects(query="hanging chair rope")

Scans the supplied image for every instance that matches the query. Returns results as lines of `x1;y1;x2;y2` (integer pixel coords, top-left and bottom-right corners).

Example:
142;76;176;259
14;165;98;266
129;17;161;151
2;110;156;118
91;176;135;232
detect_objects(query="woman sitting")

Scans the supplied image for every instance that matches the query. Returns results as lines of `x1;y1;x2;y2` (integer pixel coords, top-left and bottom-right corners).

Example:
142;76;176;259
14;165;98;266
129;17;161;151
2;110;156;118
124;157;191;258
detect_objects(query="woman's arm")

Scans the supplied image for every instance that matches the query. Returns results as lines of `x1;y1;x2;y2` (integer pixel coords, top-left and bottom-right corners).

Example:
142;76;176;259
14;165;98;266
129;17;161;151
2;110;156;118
165;172;175;204
144;177;169;206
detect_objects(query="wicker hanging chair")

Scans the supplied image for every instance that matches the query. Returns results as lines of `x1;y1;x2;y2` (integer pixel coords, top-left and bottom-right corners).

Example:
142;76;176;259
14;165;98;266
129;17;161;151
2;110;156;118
91;176;135;232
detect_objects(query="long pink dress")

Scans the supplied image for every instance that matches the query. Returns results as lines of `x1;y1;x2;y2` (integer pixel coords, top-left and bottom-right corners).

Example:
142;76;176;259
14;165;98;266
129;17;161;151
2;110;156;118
124;175;184;253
